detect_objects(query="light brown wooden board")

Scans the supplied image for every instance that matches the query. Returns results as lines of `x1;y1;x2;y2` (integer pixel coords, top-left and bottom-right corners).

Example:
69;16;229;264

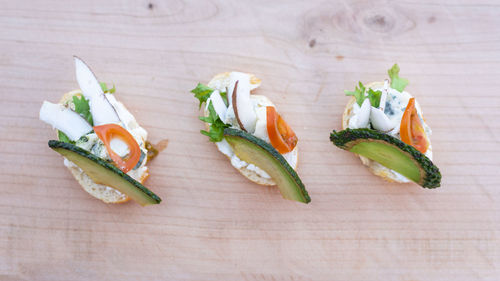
1;0;499;280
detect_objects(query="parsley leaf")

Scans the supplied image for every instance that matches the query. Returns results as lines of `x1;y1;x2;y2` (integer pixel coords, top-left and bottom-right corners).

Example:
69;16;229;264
388;64;408;92
72;95;93;125
199;101;229;142
220;91;228;107
344;81;367;107
191;83;229;142
58;130;74;144
367;88;382;108
191;83;214;109
100;82;116;94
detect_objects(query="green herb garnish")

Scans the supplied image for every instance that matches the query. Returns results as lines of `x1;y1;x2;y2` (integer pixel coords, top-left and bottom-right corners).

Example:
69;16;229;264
367;88;382;108
58;130;74;144
190;83;230;142
191;83;214;109
220;91;228;107
100;82;116;94
388;64;408;92
72;95;93;125
344;82;366;107
199;101;229;142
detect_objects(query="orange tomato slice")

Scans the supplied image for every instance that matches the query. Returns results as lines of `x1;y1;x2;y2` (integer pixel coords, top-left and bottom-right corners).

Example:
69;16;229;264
400;98;429;154
266;106;298;154
94;124;141;173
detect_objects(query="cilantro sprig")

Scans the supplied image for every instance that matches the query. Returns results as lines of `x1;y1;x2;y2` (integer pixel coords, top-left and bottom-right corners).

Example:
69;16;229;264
199;101;229;142
190;83;229;142
57;94;94;143
72;95;93;125
58;130;74;144
344;81;382;108
344;82;366;107
345;64;408;107
367;88;382;108
100;82;116;94
191;83;227;108
220;91;228;107
388;64;408;92
191;83;215;109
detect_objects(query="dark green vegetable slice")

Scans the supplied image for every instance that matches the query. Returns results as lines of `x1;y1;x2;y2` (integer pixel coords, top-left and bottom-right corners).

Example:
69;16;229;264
49;140;161;205
330;128;441;188
224;128;310;203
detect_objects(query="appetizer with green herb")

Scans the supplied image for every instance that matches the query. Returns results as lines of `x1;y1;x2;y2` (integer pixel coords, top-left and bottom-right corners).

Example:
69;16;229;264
190;72;310;203
39;57;161;205
331;64;441;188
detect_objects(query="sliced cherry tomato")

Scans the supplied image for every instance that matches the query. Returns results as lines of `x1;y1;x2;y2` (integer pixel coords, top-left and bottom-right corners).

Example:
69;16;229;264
400;98;429;154
94;124;141;173
266;106;298;154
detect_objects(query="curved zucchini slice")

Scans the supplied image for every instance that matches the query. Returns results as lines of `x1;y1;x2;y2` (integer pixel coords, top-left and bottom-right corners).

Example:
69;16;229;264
48;140;161;205
330;128;441;188
224;128;310;203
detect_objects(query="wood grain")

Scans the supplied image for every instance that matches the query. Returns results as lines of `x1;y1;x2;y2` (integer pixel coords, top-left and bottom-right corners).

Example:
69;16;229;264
1;0;500;280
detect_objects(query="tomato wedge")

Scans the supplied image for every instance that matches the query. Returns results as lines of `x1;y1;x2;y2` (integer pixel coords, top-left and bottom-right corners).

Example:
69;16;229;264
94;124;141;173
266;106;298;154
400;98;429;154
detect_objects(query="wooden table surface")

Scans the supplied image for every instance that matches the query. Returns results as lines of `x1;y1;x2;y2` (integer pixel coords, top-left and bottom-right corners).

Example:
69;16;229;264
1;0;499;280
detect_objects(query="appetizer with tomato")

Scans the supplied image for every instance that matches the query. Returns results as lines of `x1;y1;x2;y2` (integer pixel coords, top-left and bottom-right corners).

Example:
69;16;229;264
330;64;441;188
39;57;161;205
190;72;310;203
